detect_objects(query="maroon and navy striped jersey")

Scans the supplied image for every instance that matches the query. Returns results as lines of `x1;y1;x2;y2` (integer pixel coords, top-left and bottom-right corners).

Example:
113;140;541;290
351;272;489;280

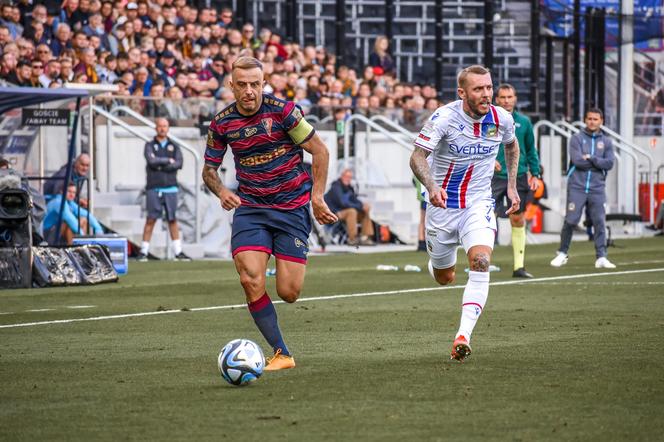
204;94;316;209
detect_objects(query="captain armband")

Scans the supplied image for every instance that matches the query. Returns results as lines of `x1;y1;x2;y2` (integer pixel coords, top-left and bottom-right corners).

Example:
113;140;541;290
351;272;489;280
287;118;315;145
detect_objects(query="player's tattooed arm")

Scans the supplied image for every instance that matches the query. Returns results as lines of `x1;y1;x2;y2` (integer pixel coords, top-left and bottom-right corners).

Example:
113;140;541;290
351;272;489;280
410;146;447;208
504;138;520;184
410;146;434;190
301;133;338;224
503;138;521;215
202;164;241;210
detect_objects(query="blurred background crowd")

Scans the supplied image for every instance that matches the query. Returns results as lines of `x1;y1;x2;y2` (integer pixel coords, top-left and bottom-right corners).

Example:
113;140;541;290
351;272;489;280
0;0;442;127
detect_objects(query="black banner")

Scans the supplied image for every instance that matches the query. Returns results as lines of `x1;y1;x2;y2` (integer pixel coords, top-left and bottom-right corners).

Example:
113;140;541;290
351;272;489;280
21;108;70;126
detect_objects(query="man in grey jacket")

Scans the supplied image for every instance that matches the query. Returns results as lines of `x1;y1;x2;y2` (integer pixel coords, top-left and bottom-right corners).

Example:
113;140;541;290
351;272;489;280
551;108;616;269
137;118;190;261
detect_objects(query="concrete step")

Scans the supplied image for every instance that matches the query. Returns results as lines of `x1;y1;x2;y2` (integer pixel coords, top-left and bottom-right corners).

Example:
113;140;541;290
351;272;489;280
372;200;394;213
96;204;142;222
95;191;141;207
111;219;146;236
392;211;416;224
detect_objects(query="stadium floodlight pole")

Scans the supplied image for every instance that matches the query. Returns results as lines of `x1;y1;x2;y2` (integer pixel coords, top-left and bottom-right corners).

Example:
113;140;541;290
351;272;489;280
545;36;554;122
583;7;594;108
285;0;296;42
619;0;634;142
563;39;571;120
335;0;346;68
385;0;394;41
435;0;444;100
573;0;581;120
484;0;494;71
619;0;635;214
530;0;541;116
235;0;247;27
597;8;606;114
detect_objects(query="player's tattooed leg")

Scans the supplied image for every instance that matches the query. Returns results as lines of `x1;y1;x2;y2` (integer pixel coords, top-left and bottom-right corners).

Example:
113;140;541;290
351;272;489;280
470;252;490;272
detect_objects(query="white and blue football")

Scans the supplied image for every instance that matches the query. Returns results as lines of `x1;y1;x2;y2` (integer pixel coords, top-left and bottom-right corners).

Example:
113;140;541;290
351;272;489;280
217;339;265;386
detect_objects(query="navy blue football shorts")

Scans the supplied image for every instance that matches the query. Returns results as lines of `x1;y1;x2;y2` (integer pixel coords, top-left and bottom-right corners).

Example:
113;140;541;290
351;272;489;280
231;205;311;264
146;189;178;221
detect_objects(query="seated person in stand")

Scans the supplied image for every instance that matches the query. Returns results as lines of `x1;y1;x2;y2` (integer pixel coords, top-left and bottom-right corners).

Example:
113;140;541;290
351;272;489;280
43;182;103;245
43;153;90;206
324;168;375;246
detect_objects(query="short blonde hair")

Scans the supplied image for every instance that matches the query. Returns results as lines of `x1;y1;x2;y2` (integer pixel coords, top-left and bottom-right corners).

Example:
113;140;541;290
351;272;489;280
232;56;263;72
457;65;490;89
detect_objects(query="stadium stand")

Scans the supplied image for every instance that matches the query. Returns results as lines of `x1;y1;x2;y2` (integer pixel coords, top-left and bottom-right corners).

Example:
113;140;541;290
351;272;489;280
0;0;662;257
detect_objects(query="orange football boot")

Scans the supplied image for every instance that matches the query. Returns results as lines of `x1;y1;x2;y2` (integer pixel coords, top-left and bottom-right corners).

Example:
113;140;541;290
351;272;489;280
264;349;296;371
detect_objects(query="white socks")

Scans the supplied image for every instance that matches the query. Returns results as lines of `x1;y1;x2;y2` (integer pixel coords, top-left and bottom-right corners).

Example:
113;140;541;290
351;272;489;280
142;240;182;256
172;239;182;255
456;271;490;342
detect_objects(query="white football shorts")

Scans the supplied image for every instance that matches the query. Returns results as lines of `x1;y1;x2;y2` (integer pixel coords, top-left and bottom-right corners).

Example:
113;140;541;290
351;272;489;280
425;198;497;269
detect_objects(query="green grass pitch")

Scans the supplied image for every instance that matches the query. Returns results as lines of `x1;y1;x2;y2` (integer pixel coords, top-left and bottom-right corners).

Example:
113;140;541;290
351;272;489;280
1;237;663;441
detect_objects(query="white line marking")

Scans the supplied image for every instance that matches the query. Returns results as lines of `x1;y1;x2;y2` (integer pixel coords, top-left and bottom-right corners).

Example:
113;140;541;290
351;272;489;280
530;281;664;286
66;305;96;309
25;309;55;312
1;267;663;330
618;259;664;265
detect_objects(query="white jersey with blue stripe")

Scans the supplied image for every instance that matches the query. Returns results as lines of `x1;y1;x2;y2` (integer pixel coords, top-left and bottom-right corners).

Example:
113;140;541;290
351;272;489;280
415;100;515;209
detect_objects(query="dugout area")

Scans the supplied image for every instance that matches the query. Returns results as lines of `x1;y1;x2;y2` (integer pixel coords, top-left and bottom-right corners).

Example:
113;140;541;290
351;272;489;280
0;87;119;288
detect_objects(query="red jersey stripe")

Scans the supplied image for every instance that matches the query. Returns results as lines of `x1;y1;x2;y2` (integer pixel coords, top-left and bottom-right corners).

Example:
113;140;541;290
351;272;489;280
442;161;455;189
231;133;289;151
240;191;311;210
217;111;283;133
239;171;310;197
236;155;301;182
459;164;474;208
490;105;500;129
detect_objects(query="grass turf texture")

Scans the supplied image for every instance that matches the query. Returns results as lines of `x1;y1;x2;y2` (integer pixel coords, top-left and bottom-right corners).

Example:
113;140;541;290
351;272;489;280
1;238;663;441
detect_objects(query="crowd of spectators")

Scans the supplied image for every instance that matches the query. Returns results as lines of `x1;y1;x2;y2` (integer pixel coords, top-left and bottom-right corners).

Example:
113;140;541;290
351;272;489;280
0;0;441;126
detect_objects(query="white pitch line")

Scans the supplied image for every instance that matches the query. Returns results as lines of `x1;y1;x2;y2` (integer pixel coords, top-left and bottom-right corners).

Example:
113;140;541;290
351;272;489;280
66;305;97;309
529;281;664;286
1;267;663;330
25;308;55;312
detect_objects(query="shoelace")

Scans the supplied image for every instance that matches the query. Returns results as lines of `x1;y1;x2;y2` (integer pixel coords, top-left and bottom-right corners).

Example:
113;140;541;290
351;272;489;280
266;348;282;365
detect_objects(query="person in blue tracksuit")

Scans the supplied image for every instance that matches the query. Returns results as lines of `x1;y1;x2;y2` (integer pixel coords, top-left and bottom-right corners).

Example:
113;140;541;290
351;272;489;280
43;182;103;244
550;108;616;269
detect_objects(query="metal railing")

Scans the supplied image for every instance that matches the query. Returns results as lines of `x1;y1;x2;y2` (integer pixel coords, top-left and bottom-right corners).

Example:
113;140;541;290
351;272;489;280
90;105;202;243
369;114;417;142
342;113;415;187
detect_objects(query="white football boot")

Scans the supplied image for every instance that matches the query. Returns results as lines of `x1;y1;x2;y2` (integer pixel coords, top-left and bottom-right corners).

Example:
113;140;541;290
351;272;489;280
550;252;569;267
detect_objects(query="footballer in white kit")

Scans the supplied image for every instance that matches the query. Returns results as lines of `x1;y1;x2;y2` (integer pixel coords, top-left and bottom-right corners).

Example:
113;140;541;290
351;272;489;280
416;99;515;267
410;65;521;362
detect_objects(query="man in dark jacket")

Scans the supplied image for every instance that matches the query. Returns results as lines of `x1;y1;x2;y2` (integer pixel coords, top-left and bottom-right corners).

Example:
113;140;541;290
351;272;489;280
550;108;616;269
137;118;190;261
43;152;90;205
324;168;375;245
